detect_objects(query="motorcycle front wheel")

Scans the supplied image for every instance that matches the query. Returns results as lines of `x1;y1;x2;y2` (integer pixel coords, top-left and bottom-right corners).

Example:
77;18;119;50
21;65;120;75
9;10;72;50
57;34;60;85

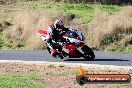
47;47;51;54
52;52;64;59
81;45;95;61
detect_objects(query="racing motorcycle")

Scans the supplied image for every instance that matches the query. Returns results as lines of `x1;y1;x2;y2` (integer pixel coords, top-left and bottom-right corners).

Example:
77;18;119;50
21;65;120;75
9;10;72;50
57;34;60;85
38;29;95;60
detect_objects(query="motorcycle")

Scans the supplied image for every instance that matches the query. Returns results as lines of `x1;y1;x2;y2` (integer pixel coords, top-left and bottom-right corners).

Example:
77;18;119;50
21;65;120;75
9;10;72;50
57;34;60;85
38;29;95;60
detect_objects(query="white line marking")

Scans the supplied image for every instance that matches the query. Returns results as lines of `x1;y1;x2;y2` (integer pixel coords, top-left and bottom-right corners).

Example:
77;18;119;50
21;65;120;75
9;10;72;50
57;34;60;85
0;60;131;70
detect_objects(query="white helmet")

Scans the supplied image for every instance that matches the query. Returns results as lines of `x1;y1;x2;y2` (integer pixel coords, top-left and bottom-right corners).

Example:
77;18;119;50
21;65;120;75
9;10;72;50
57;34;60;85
54;19;64;28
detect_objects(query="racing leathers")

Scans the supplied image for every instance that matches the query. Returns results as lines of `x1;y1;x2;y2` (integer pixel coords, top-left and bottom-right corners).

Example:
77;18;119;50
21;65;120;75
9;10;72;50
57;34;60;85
46;24;69;51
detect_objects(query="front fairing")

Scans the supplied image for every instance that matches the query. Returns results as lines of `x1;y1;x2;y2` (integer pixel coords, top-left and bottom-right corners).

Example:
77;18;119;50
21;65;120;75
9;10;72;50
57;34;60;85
64;30;84;45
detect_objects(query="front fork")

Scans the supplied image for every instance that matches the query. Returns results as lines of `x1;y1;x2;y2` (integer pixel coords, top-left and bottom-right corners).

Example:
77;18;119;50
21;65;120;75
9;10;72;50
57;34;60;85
47;42;53;50
77;47;85;55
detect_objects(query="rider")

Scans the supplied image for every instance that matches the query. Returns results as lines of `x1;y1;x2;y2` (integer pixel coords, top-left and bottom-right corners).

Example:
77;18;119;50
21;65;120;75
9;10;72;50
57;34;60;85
47;19;69;49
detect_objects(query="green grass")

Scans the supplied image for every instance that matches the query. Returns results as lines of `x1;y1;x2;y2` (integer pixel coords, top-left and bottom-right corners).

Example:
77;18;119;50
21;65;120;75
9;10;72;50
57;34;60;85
99;84;132;88
25;2;121;25
6;1;121;25
0;68;76;88
0;73;53;88
113;84;132;88
108;45;132;52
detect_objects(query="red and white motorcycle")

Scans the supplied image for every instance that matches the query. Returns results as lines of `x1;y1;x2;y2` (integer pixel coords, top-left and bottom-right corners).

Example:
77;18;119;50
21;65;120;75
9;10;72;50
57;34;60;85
38;29;95;60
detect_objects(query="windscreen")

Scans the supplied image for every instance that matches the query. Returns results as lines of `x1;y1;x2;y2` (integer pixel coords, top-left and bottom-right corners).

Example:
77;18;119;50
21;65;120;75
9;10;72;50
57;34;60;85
66;31;78;38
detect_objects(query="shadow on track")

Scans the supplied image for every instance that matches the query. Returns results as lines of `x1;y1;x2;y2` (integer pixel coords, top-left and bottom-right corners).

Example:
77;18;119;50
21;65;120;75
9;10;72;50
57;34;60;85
64;59;129;61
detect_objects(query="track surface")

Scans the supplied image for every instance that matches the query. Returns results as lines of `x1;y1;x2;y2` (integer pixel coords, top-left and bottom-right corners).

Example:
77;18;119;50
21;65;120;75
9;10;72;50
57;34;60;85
0;50;132;66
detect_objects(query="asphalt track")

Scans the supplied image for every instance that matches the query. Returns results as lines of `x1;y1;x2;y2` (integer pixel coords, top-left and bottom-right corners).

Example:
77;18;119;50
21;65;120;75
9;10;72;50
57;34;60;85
0;50;132;67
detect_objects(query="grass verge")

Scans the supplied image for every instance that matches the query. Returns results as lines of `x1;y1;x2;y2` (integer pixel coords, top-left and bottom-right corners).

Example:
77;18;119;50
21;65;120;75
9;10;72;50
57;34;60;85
0;73;52;88
0;63;131;88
